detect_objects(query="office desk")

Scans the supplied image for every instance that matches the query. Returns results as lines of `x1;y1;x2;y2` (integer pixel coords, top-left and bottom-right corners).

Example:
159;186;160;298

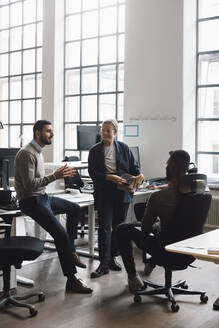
44;161;88;171
165;229;219;308
165;229;219;264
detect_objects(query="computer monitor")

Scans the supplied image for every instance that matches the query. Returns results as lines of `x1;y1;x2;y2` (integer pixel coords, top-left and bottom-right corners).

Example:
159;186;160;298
77;125;101;150
129;146;140;167
0;148;20;178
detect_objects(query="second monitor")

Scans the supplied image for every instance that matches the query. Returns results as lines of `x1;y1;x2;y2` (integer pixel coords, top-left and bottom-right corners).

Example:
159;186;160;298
77;125;101;151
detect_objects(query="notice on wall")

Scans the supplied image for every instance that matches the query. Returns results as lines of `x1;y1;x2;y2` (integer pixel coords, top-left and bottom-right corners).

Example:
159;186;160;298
124;124;139;137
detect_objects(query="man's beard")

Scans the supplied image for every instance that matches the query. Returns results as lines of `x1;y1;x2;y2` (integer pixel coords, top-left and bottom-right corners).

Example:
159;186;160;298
40;135;52;145
166;166;171;182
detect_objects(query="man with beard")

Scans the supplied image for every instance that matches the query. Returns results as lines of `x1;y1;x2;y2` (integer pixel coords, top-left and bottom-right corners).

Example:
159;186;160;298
14;120;93;294
116;150;190;293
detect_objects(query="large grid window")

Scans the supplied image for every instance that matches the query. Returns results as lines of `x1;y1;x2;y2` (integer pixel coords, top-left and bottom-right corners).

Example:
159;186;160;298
197;0;219;178
64;0;126;160
0;0;43;148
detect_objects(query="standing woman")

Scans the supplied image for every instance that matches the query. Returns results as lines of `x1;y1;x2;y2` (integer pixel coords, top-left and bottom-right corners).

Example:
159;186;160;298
88;119;144;278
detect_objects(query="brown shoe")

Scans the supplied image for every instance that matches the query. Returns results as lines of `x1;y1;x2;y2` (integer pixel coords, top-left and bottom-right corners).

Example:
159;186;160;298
66;278;93;294
72;252;87;269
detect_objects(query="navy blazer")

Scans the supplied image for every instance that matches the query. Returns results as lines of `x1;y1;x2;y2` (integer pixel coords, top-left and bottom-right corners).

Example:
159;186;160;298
88;140;142;209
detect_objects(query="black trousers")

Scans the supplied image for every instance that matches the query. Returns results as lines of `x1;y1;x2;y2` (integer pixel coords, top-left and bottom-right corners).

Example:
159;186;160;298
19;194;80;277
97;188;129;264
117;222;164;275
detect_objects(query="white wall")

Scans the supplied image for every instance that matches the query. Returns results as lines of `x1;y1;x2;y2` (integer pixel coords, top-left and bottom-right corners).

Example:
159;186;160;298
124;0;196;179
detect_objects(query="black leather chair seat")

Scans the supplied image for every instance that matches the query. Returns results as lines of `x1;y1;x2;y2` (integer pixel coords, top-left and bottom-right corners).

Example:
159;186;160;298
0;236;44;265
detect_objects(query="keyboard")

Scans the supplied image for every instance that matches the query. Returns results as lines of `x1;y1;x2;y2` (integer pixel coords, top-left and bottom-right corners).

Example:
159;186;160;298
81;184;94;192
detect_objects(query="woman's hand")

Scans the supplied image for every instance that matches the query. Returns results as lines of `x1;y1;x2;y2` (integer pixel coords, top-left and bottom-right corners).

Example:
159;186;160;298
106;174;126;185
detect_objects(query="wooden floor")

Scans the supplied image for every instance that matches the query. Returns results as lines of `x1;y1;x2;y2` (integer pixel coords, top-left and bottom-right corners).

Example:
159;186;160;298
1;248;219;328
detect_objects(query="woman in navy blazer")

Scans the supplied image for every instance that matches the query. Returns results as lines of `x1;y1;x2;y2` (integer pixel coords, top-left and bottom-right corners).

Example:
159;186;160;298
88;119;144;278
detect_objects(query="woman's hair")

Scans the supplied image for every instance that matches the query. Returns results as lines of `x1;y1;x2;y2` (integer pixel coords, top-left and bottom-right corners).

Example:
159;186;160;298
102;119;118;133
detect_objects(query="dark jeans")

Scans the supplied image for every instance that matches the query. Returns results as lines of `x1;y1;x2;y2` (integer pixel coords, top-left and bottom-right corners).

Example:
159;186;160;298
117;222;164;275
19;194;80;277
97;190;129;264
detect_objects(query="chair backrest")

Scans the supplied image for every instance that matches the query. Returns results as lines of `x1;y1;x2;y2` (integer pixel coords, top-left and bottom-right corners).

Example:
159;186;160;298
159;192;212;246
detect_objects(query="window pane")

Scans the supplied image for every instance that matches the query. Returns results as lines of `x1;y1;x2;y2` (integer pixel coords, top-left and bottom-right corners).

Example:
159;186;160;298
10;51;21;75
65;124;77;149
23;24;36;49
10;125;20;147
119;5;125;33
23;49;35;74
0;124;8;147
10;2;22;27
198;53;219;85
198;153;219;177
65;96;80;122
99;36;116;64
37;22;43;46
37;0;43;20
199;20;219;52
0;101;8;124
198;87;219;118
198;121;219;151
0;5;9;29
66;69;80;95
199;0;219;19
118;93;124;121
83;0;98;11
118;34;125;62
82;39;98;66
82;67;97;94
36;73;42;97
23;99;35;123
66;14;81;41
99;94;116;120
9;109;21;137
100;7;117;36
23;74;35;98
10;27;22;51
10;76;21;99
36;99;41;120
81;95;97;121
0;77;8;100
66;42;80;68
23;0;36;24
0;54;8;77
118;64;124;91
100;0;117;6
82;11;98;38
66;0;81;14
37;47;42;71
0;30;9;53
10;101;21;123
23;125;34;145
99;65;116;92
0;1;9;5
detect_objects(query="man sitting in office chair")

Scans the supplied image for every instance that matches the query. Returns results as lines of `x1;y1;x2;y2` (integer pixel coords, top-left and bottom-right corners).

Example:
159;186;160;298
116;149;191;293
14;120;92;294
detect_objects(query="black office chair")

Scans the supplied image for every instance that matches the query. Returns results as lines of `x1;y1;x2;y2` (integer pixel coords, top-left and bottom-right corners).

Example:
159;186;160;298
133;176;212;312
0;216;45;317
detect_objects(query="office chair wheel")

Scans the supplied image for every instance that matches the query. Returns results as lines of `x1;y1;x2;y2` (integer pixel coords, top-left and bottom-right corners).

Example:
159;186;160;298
134;294;142;304
181;283;188;289
200;294;208;303
30;308;38;317
39;293;45;302
171;303;180;312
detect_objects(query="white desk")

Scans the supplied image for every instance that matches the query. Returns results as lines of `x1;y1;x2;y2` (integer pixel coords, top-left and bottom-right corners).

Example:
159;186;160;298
165;229;219;264
165;229;219;309
44;161;88;171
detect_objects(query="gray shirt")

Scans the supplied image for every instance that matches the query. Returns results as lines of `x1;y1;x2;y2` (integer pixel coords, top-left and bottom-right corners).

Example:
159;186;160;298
15;140;56;201
141;185;179;235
